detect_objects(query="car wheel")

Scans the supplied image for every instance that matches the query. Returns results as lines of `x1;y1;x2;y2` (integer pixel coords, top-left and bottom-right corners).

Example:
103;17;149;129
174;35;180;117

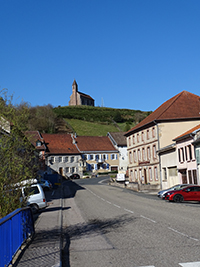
30;204;39;213
173;194;184;203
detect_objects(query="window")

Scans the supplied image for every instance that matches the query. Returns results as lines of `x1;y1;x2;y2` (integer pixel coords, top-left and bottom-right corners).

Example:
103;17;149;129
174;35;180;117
142;132;144;141
133;150;136;162
65;157;69;162
181;148;185;162
130;170;133;182
71;157;74;163
134;169;137;180
102;154;107;161
188;170;192;184
147;130;149;140
153;145;157;159
129;151;132;164
163;168;167;180
137;133;140;143
139;169;142;180
132;135;135;144
193;170;197;184
50;157;55;163
154;167;158;181
129;137;131;146
71;167;75;173
58;157;62;163
142;147;145;161
188;145;192;160
138;149;141;161
152;127;156;138
66;167;69;173
95;154;99;161
36;140;41;147
111;154;117;160
147;146;151;160
185;147;188;161
149;168;152;181
168;167;177;176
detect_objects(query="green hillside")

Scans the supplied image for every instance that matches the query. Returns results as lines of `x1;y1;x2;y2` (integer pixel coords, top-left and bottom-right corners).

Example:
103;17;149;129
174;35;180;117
53;105;151;136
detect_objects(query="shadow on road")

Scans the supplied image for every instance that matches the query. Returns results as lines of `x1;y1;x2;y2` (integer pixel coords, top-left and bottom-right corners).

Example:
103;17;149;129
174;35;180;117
62;214;137;267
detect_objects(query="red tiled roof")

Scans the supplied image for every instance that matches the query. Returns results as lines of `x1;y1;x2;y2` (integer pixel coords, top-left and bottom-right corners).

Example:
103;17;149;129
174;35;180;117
41;133;80;154
75;136;118;152
173;124;200;141
125;91;200;136
25;131;46;150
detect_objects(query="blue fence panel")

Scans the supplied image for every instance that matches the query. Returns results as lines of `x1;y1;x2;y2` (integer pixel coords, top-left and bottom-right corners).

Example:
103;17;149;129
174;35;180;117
0;207;35;267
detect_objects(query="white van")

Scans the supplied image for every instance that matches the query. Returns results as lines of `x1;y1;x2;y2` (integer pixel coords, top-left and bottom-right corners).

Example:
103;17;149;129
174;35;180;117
18;179;47;213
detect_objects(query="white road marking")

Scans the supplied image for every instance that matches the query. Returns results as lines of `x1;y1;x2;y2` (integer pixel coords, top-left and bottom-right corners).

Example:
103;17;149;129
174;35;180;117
168;227;199;242
179;262;200;266
140;215;156;223
124;208;134;214
113;203;121;208
51;190;55;196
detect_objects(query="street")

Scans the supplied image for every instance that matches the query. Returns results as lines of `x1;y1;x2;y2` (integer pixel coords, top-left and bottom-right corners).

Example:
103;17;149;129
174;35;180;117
62;177;200;267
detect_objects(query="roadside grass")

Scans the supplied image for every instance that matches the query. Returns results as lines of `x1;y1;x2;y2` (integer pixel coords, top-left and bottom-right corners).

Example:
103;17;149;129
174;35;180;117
65;119;120;136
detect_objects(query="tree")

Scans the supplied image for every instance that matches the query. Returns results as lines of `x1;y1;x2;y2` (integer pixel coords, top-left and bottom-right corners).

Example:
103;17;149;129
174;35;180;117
28;104;57;133
0;90;39;218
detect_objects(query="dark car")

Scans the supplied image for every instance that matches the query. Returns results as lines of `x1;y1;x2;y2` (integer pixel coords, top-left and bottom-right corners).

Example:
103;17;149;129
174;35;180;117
164;185;200;202
70;174;80;179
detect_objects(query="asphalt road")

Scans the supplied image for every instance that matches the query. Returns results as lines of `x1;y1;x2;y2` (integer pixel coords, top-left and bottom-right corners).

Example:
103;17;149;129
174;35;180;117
62;177;200;267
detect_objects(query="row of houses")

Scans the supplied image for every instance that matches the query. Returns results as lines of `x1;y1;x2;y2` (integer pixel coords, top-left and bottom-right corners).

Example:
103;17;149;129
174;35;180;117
125;90;200;190
26;131;128;179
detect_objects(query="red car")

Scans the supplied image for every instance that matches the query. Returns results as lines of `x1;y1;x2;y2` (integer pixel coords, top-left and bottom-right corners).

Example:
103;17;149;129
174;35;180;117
164;185;200;202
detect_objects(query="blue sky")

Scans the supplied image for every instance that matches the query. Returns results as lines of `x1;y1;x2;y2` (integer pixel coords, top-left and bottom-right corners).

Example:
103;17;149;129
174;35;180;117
1;0;200;111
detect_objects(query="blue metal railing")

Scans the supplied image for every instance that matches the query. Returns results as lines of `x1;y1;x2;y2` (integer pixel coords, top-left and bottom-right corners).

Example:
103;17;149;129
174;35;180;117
0;207;35;267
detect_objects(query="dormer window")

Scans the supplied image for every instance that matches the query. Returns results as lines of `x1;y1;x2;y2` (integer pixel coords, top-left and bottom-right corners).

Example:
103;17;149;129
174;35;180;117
36;140;42;147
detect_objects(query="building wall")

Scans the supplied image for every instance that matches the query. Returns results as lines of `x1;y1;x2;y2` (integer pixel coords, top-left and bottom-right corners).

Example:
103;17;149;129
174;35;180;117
159;149;178;189
127;125;160;185
158;121;200;149
46;154;82;177
83;152;119;173
176;138;198;185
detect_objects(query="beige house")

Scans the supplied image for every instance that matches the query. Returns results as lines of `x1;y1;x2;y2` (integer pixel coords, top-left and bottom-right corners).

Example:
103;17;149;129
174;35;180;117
74;136;119;173
69;80;94;106
124;91;200;189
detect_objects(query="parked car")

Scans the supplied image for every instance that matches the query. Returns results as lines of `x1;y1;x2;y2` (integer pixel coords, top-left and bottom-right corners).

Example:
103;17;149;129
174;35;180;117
38;178;52;190
157;184;189;199
70;174;80;179
16;179;47;213
164;185;200;202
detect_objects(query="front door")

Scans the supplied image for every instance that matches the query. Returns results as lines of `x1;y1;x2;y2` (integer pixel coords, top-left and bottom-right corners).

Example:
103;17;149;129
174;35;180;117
180;169;187;184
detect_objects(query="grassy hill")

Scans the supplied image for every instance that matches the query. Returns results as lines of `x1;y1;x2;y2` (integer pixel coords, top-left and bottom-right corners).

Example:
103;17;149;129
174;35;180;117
53;106;151;136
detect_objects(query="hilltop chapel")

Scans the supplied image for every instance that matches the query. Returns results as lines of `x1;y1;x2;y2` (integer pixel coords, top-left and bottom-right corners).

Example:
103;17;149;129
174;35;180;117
68;80;95;106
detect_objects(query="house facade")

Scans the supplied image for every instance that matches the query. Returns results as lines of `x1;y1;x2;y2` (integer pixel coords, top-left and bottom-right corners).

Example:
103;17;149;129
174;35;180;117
107;132;128;174
157;143;178;189
173;124;200;185
74;136;119;173
69;80;95;106
125;91;200;189
41;133;82;178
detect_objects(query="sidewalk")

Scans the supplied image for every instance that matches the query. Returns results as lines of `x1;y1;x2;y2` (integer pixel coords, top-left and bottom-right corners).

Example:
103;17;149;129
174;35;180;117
14;186;63;267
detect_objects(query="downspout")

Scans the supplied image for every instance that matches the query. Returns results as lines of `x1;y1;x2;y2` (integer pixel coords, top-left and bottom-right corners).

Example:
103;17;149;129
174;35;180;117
154;120;162;189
